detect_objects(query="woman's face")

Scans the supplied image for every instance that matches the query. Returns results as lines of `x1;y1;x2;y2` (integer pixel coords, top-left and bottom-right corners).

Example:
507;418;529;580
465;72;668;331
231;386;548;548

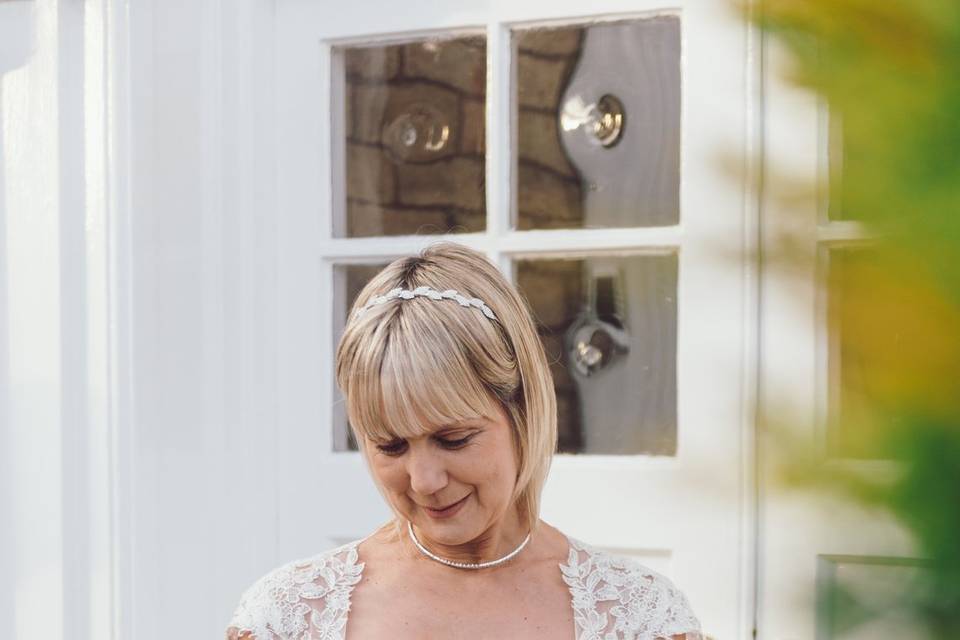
362;402;520;547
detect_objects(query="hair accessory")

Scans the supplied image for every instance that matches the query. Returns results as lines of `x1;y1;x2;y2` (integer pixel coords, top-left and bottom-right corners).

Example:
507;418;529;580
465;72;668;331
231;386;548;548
407;520;530;570
355;285;498;321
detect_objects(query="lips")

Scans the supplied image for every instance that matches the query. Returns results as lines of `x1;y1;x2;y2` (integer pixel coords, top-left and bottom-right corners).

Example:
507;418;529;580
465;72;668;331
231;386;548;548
425;495;468;511
421;493;470;518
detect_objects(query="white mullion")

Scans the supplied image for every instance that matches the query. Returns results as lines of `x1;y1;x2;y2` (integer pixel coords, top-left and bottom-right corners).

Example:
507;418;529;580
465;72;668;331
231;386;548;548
486;22;516;239
322;25;486;48
486;20;513;272
816;220;875;245
320;233;494;263
813;240;833;461
318;227;682;260
501;7;682;31
497;228;682;256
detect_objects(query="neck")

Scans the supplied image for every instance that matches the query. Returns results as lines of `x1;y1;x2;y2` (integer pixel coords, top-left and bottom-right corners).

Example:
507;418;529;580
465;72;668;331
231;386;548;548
407;507;531;566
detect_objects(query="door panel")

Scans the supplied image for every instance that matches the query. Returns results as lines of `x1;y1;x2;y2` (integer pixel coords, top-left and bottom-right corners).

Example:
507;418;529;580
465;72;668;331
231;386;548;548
276;2;755;637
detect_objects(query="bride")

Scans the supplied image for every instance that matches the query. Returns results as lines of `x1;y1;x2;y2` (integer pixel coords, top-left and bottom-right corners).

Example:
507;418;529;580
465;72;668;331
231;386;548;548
227;242;702;639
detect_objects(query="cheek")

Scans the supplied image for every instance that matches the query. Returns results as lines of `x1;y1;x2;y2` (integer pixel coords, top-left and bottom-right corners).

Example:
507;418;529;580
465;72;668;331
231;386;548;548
473;443;518;502
369;458;408;497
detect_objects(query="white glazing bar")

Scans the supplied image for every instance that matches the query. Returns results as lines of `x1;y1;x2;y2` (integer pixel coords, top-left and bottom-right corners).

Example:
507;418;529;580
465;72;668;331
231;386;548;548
321;25;486;48
495;227;683;256
816;220;874;244
487;21;514;276
316;226;683;260
318;233;492;262
486;21;511;244
814;244;832;457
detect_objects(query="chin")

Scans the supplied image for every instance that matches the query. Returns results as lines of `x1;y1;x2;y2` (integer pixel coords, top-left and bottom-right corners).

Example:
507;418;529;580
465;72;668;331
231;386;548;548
424;524;478;546
415;512;478;540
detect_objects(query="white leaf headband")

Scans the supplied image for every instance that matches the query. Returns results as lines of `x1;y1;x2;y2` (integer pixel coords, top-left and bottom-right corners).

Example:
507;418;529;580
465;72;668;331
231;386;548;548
354;285;498;321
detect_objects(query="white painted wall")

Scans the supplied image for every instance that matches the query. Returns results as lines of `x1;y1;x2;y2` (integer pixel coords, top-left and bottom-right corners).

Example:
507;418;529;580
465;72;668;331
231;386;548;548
124;1;281;637
2;1;282;637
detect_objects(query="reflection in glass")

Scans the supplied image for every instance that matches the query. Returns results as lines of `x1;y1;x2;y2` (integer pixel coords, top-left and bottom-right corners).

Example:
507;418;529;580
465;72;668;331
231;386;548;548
515;254;678;455
817;556;929;639
826;113;865;221
332;263;390;451
826;247;892;459
514;17;680;230
337;35;486;237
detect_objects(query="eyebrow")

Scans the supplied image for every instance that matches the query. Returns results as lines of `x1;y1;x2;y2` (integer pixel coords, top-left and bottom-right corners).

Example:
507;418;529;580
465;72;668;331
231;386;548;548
436;422;482;432
424;419;488;436
420;423;460;434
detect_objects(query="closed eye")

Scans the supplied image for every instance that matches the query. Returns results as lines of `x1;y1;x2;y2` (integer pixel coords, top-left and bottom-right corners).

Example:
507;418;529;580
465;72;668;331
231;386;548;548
375;439;407;456
436;434;474;449
374;433;476;456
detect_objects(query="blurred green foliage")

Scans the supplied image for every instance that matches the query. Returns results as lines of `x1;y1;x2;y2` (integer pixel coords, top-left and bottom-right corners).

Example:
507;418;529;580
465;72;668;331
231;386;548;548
745;0;960;636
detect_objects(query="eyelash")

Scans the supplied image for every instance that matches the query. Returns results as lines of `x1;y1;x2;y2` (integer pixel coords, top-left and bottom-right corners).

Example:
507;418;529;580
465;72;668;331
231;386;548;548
375;435;473;456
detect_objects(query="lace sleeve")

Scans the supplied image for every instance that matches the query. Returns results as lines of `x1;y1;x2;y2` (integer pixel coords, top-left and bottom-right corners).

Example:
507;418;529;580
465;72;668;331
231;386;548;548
651;583;702;640
225;562;301;640
224;543;364;640
560;537;702;640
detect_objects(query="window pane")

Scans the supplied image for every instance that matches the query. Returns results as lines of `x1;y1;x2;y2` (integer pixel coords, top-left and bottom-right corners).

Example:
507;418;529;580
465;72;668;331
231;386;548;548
513;17;680;230
825;247;897;459
332;263;390;451
515;254;678;455
817;556;929;639
336;35;486;237
826;113;866;221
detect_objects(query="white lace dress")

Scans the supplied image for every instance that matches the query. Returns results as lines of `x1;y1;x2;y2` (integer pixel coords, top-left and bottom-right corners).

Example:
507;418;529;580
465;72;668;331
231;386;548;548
227;535;703;640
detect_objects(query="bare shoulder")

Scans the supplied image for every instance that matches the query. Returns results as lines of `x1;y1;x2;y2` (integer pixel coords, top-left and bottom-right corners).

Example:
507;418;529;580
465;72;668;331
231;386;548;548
528;519;578;566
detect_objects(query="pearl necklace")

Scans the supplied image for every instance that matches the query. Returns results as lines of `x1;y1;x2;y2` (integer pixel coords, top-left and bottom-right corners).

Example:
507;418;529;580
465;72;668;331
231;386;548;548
407;521;531;570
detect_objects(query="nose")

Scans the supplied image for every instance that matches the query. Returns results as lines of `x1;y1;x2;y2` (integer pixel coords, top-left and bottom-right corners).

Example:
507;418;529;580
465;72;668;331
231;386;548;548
406;446;448;497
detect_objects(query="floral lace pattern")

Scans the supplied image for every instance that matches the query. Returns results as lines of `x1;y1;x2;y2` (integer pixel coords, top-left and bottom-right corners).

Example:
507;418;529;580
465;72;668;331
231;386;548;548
227;535;701;640
560;537;702;640
227;542;364;640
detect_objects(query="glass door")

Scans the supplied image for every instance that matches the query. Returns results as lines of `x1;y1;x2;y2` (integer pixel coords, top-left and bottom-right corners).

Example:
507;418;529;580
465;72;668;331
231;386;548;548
274;2;757;637
757;44;918;639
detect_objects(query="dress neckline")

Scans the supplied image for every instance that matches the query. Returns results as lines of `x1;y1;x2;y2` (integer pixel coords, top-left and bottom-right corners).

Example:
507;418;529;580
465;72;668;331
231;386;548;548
227;530;703;639
341;530;583;640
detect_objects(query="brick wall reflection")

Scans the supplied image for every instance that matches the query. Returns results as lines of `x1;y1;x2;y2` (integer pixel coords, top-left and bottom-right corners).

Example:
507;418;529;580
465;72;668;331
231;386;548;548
343;37;487;237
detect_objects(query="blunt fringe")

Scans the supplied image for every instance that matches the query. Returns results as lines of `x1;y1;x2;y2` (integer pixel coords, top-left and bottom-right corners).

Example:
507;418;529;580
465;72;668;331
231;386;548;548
334;242;557;535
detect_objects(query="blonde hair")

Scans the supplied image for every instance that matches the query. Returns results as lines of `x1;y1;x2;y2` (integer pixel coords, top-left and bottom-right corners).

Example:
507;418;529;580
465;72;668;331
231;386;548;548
335;242;557;535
